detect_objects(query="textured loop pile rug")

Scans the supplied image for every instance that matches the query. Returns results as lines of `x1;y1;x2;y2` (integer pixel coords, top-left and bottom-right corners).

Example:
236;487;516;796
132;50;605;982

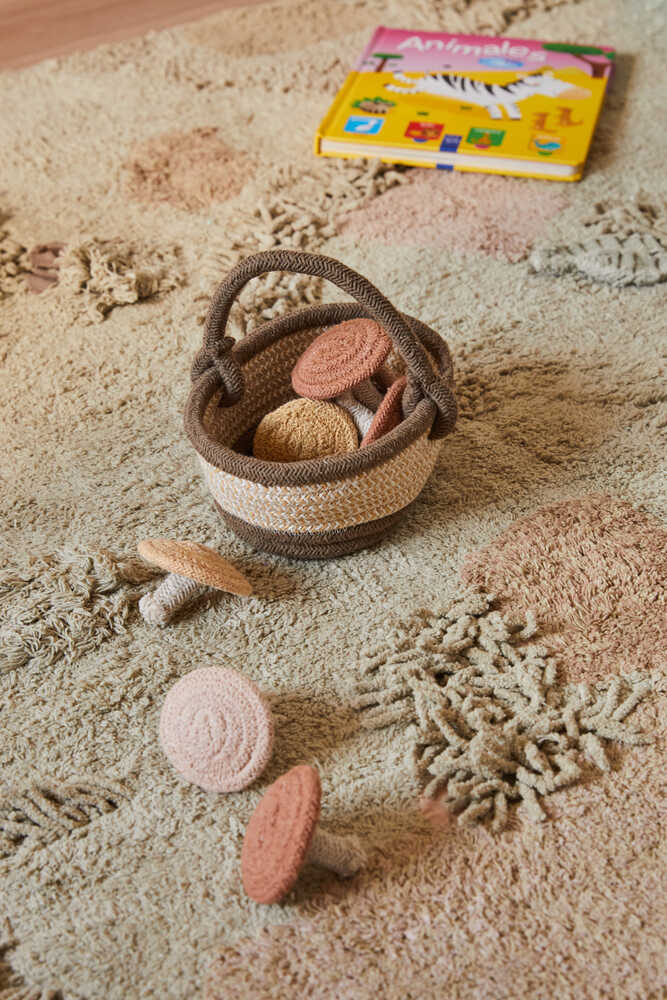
1;0;666;997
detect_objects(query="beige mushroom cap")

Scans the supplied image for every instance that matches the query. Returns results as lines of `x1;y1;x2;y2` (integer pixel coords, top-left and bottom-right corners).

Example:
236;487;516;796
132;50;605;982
137;539;252;596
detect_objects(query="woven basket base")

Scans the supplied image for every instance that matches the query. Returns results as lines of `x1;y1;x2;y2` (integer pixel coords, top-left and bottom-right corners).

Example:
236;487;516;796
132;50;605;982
215;502;410;559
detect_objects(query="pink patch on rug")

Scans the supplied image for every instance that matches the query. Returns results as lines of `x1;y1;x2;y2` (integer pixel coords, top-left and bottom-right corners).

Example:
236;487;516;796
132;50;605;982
340;171;568;262
461;495;667;682
206;749;664;999
418;795;451;830
125;127;252;212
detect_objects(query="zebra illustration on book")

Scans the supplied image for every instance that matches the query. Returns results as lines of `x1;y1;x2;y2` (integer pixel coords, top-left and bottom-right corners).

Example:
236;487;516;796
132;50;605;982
385;70;591;120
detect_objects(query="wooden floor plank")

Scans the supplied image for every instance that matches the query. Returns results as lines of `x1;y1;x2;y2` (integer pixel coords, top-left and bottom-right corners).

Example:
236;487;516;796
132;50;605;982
0;0;264;70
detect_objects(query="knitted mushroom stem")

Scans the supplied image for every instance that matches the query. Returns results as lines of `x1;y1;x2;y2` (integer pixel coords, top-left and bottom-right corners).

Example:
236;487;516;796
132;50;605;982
353;378;383;411
305;827;367;877
335;391;373;438
139;573;205;625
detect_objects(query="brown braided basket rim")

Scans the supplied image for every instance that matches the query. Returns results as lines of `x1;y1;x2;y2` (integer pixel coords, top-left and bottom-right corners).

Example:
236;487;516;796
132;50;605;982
186;304;444;486
184;252;456;489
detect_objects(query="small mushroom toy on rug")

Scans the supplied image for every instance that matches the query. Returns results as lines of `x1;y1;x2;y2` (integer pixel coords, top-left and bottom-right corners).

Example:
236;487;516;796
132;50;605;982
137;539;252;625
160;667;274;792
241;764;367;903
251;318;409;463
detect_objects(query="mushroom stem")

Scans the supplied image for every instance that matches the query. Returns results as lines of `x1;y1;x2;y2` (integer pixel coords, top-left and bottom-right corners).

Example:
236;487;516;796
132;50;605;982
139;573;205;625
353;378;383;411
306;827;367;877
335;391;373;438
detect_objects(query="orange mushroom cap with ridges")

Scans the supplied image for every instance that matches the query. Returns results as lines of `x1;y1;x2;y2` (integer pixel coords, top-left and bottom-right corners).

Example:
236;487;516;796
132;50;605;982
160;667;274;793
241;765;321;904
360;375;407;447
292;319;392;400
137;539;252;595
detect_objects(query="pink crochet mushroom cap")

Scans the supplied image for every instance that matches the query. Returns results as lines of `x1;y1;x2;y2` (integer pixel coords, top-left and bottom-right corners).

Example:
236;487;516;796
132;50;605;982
241;765;321;903
360;375;407;447
291;319;392;399
159;667;274;793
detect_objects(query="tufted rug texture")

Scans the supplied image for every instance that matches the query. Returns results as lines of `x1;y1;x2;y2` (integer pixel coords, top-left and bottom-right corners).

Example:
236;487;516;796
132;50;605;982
0;0;665;997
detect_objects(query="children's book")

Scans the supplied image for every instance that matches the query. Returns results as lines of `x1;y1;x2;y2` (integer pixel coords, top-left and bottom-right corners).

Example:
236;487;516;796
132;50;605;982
315;27;614;181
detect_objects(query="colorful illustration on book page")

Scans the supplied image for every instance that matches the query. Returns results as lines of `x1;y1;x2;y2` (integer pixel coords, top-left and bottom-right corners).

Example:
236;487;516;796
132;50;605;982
352;96;396;115
405;121;444;142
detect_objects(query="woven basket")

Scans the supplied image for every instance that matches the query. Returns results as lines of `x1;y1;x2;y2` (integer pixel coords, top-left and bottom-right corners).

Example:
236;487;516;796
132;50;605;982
184;250;457;559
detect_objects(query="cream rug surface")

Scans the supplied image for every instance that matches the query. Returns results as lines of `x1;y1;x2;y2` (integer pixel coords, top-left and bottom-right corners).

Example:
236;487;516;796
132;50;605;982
1;0;665;997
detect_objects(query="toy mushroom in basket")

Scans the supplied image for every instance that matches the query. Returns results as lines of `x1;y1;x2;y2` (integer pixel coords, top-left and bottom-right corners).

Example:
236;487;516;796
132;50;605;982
137;539;252;625
252;318;408;462
241;764;367;903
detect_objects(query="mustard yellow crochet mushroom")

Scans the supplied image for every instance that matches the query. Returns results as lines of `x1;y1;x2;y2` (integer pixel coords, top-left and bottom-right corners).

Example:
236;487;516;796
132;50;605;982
252;398;358;462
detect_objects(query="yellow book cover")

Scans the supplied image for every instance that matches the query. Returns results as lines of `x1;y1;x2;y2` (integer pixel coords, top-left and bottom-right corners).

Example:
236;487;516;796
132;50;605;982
315;27;614;180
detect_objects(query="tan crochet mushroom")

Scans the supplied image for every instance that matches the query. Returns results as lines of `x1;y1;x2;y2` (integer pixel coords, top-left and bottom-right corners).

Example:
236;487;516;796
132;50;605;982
252;398;358;462
137;539;252;625
160;667;273;793
241;765;367;904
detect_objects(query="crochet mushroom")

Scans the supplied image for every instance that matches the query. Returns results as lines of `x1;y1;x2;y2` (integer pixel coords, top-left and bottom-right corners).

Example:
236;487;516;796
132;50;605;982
292;318;392;400
253;398;358;462
160;667;273;792
241;764;367;903
360;375;408;447
137;539;252;625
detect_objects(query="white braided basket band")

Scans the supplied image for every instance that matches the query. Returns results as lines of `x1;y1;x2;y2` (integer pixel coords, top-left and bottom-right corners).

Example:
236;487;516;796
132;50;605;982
199;432;440;534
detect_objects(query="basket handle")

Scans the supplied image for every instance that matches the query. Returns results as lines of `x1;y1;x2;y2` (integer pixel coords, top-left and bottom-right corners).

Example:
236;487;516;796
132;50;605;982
192;249;457;436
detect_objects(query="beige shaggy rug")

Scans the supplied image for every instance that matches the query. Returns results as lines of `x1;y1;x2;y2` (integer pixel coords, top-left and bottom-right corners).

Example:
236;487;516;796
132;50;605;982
1;0;665;997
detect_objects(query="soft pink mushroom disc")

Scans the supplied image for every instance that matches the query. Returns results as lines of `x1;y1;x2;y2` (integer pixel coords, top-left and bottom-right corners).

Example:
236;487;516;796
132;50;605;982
159;667;274;793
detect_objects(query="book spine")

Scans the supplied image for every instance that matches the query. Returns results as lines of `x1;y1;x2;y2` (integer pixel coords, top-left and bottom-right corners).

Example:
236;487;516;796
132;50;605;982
313;72;359;156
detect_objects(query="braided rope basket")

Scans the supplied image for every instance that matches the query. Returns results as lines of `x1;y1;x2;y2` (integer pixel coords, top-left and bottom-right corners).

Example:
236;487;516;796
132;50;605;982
184;251;457;559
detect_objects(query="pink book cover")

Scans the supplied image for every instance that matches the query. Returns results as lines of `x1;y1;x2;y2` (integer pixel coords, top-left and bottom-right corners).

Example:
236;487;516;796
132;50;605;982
356;26;615;78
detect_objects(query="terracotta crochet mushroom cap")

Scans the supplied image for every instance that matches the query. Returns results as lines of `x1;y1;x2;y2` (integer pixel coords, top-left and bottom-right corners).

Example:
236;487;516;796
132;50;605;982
137;539;252;595
160;667;273;793
253;398;358;462
291;319;392;399
361;375;407;447
241;765;321;903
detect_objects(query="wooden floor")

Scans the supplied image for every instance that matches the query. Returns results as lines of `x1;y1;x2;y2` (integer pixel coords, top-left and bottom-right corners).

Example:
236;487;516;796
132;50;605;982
0;0;264;70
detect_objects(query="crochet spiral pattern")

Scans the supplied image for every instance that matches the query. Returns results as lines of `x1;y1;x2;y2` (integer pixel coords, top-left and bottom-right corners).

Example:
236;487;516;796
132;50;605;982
160;667;274;793
291;318;392;400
